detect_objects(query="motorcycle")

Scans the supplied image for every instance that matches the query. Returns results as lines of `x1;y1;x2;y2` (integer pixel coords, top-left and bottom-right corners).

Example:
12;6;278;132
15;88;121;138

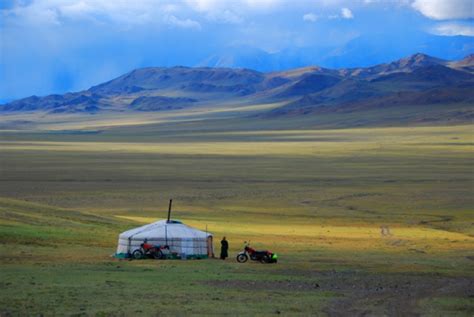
236;242;278;263
132;241;170;260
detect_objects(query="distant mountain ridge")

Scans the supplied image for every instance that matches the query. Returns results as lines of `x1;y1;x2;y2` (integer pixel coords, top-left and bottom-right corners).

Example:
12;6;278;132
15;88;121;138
198;34;474;70
1;53;473;124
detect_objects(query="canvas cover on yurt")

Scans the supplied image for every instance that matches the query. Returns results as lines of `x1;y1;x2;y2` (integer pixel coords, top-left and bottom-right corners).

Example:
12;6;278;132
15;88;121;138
116;219;213;259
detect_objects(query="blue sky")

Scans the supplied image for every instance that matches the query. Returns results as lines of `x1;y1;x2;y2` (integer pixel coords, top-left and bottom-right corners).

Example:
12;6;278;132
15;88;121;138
1;0;473;101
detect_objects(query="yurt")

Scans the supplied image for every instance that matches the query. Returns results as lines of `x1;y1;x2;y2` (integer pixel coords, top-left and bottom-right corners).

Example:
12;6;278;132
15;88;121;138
115;219;214;259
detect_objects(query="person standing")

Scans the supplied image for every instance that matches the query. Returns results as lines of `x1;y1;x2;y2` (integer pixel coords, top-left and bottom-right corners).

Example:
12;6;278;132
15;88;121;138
220;237;228;260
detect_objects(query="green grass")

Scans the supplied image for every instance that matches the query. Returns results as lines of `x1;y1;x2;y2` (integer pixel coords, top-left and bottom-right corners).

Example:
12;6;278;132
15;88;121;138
420;297;474;317
0;123;473;315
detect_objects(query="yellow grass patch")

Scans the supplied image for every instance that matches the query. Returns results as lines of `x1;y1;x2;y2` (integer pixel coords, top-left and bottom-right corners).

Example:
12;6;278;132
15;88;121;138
1;125;472;156
116;215;474;253
0;140;382;156
0;102;285;131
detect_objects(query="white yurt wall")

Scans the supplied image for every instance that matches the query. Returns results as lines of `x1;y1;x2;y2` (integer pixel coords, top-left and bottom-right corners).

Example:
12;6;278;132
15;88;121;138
116;220;213;259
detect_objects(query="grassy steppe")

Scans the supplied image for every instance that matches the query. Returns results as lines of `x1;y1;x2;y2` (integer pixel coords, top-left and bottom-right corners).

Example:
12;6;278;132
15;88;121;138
0;124;473;316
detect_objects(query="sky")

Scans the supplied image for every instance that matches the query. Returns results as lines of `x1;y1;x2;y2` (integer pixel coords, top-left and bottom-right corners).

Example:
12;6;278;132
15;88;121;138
1;0;473;101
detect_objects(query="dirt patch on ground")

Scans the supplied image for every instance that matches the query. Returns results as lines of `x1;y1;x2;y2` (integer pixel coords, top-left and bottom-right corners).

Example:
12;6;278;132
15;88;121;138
207;279;322;292
317;271;472;316
206;270;474;316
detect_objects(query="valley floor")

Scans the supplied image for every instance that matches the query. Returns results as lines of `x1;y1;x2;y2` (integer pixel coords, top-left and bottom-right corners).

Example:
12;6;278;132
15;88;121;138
0;124;473;316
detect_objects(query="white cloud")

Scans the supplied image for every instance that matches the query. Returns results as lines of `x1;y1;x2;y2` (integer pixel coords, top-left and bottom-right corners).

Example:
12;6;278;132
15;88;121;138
431;22;474;36
242;0;282;10
304;7;353;21
412;0;474;20
184;0;282;24
303;13;318;22
205;9;243;24
341;7;353;19
4;2;61;26
185;0;221;12
185;0;281;12
2;0;183;27
165;15;202;30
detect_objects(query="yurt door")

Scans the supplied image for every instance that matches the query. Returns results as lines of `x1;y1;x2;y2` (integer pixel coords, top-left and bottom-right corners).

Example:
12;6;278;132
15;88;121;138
207;236;214;257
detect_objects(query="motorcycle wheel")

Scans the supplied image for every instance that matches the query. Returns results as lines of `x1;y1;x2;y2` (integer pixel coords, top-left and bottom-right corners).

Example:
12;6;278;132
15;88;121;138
236;254;248;263
132;249;144;259
152;249;164;260
262;254;276;263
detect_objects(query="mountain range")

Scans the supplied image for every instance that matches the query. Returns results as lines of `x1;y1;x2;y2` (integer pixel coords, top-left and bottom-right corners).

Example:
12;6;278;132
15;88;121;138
198;34;474;71
1;53;473;125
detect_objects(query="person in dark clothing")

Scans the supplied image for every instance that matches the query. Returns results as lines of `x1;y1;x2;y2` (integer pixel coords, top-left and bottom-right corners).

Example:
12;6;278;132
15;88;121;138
220;237;229;260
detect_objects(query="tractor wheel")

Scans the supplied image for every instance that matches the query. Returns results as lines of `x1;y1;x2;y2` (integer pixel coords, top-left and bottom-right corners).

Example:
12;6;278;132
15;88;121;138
132;249;144;259
236;254;248;263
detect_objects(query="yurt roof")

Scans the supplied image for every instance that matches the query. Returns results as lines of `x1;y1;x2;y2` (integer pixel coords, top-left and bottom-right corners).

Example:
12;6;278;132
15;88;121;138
119;219;212;240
